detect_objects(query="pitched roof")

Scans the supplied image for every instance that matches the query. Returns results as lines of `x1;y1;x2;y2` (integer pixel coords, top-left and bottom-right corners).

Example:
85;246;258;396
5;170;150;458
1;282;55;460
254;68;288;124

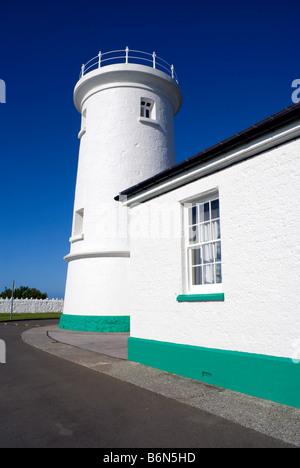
115;102;300;201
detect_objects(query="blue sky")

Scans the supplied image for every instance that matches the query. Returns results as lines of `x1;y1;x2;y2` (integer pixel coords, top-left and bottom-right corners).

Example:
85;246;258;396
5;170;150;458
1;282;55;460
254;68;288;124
0;0;299;298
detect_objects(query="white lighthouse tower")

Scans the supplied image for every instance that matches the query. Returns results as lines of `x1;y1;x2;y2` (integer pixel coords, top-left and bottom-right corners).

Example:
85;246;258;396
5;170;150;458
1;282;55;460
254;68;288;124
59;48;182;332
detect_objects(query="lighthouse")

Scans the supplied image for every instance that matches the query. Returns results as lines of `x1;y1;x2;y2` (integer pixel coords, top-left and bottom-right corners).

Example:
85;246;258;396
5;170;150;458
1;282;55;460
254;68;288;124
59;47;182;332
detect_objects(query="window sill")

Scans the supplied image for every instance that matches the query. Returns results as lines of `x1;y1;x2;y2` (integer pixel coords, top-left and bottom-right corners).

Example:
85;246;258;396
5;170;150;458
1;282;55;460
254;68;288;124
139;117;159;127
177;293;225;302
78;128;86;139
69;233;84;243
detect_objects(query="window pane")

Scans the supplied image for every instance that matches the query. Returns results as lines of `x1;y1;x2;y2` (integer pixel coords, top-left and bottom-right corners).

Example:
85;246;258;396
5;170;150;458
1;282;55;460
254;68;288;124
203;244;213;264
215;263;222;283
192;266;202;285
199;202;210;222
188;205;198;226
213;241;221;262
200;222;211;242
211;220;220;239
211;199;219;219
191;248;202;265
141;101;145;106
186;196;222;289
203;264;214;284
189;226;199;244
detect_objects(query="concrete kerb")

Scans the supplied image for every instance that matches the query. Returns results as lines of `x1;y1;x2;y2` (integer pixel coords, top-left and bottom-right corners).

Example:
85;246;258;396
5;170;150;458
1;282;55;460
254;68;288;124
22;324;300;447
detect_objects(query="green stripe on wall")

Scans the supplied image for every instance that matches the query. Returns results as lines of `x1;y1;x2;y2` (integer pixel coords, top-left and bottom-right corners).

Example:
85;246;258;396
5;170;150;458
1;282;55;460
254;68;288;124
58;314;130;332
128;337;300;409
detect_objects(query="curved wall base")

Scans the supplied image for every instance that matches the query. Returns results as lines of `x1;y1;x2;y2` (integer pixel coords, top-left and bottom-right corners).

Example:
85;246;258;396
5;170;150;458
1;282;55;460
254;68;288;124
59;314;130;332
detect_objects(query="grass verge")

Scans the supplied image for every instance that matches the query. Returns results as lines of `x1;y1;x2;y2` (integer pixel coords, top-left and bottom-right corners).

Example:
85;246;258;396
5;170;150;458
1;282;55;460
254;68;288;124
0;313;62;322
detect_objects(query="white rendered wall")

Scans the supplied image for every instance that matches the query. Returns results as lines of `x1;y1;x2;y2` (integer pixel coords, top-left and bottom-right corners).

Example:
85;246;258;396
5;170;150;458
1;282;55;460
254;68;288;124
128;136;300;359
63;64;181;318
63;256;129;316
71;85;176;253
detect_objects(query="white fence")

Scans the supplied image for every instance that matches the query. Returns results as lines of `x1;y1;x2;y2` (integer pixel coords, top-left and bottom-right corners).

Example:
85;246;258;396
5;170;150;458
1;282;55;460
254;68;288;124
0;298;64;314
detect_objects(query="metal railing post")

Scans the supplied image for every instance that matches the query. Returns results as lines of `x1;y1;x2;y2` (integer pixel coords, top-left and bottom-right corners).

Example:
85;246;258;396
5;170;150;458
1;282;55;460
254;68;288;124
81;64;85;77
171;64;174;79
125;46;129;63
98;51;102;68
152;52;156;68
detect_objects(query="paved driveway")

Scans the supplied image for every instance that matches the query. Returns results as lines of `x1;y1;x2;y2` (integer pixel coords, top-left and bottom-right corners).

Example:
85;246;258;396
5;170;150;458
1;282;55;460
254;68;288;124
0;320;296;448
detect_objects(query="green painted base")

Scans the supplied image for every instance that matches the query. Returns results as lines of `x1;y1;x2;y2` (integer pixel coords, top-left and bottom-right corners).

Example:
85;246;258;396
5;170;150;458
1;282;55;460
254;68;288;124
58;314;130;332
128;337;300;409
177;293;224;301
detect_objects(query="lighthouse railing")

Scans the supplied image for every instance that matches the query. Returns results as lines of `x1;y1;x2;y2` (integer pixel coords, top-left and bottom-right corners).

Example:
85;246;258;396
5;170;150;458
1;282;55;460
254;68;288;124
79;47;178;83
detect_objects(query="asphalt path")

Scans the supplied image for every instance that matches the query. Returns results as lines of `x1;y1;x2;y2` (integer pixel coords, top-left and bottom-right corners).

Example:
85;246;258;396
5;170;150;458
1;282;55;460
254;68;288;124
0;319;295;449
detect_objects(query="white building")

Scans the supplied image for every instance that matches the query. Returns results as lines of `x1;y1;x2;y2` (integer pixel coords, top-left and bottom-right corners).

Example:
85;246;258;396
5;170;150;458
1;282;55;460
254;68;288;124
60;48;300;409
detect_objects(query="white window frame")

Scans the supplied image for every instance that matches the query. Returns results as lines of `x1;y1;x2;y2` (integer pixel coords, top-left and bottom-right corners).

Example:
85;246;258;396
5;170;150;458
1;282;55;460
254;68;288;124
140;98;154;119
78;108;87;139
139;98;158;126
69;208;84;242
183;193;223;294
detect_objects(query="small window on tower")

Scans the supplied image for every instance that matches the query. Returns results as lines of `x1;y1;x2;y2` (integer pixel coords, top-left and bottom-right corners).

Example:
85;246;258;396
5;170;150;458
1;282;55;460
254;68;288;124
140;99;154;119
78;109;87;139
74;208;84;235
69;208;84;243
